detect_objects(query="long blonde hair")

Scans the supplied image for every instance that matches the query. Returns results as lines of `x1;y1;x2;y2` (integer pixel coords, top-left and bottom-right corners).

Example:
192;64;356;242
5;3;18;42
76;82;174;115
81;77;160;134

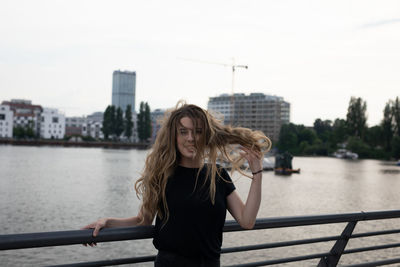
134;102;271;223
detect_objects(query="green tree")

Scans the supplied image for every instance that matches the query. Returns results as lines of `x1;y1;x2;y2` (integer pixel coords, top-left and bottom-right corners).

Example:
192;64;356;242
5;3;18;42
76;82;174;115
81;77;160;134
144;102;151;141
136;102;152;142
137;102;145;142
313;119;332;143
26;127;35;138
124;105;133;140
365;125;383;148
392;136;400;159
102;105;114;140
392;97;400;137
277;123;299;154
13;126;25;139
381;101;394;152
298;126;317;146
346;97;367;139
110;106;116;138
331;119;347;145
347;136;371;158
115;107;124;139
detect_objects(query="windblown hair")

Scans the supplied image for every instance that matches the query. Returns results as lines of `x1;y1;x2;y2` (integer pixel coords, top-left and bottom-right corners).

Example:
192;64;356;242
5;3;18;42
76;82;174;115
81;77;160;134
134;102;271;224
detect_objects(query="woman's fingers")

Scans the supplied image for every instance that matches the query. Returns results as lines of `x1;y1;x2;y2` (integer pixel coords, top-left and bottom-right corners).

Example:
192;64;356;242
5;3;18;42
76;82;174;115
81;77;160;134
240;146;262;172
240;147;261;160
93;225;102;237
81;221;103;247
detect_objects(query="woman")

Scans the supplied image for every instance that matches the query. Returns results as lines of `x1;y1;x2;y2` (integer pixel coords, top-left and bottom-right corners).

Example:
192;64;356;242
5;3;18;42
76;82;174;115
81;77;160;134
83;103;271;267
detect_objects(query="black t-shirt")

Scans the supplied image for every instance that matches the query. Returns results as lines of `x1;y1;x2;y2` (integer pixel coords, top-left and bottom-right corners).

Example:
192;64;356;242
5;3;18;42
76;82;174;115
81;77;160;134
153;165;236;260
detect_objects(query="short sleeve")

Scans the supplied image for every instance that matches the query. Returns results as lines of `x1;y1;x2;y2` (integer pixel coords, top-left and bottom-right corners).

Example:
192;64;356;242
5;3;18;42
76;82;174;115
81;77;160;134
220;168;236;196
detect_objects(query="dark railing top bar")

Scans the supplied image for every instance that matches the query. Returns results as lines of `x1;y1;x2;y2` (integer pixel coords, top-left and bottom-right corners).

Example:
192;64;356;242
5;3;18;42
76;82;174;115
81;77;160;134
1;209;400;251
0;225;155;251
224;209;400;232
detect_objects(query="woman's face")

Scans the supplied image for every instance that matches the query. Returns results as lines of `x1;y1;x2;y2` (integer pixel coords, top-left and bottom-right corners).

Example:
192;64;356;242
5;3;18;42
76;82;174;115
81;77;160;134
176;116;203;166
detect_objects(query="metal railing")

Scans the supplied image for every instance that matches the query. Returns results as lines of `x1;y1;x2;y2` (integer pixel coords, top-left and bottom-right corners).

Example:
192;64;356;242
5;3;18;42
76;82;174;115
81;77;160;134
1;210;400;266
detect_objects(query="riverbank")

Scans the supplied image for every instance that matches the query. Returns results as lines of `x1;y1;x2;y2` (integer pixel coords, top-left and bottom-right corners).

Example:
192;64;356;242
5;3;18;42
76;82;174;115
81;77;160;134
0;138;149;149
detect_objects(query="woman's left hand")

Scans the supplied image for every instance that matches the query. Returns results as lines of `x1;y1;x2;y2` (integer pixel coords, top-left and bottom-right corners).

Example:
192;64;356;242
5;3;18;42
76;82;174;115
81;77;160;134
239;146;262;174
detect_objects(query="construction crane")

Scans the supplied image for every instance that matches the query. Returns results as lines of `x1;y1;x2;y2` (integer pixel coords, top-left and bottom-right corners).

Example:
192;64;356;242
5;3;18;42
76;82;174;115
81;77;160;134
177;57;248;125
177;57;248;95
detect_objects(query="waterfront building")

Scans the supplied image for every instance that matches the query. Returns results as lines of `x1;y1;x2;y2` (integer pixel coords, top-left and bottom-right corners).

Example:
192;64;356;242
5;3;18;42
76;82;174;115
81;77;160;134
82;121;104;140
84;112;104;140
112;70;136;114
208;93;290;142
65;116;86;136
0;105;14;138
40;108;66;139
86;111;103;124
150;108;166;143
1;99;43;137
65;113;104;140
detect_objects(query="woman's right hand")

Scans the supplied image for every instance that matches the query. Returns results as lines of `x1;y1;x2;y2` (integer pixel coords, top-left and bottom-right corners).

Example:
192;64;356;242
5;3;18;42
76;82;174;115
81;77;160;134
81;218;108;247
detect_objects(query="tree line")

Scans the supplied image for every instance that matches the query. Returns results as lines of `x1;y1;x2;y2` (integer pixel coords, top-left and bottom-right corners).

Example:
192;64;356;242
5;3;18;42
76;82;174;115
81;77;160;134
277;96;400;160
101;102;152;142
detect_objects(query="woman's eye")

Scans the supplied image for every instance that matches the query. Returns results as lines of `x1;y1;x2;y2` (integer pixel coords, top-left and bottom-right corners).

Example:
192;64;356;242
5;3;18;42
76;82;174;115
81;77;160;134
196;129;203;134
180;130;188;135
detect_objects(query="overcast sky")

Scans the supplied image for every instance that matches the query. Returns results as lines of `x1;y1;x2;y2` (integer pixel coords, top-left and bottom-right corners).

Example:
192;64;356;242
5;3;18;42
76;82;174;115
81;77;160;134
1;0;399;126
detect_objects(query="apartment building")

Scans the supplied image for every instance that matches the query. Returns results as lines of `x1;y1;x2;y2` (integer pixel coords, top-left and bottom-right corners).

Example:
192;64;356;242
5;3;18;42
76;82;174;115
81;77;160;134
40;108;66;139
1;99;42;136
0;105;14;138
208;93;290;142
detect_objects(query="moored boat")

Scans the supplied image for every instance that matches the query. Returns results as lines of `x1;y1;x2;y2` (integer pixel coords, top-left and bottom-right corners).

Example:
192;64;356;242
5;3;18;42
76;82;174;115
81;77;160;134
274;167;301;175
333;149;358;160
274;151;299;175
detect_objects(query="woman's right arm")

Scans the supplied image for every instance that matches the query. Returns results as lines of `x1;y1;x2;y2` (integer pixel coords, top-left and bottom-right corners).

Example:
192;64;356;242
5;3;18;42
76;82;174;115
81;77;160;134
82;207;153;238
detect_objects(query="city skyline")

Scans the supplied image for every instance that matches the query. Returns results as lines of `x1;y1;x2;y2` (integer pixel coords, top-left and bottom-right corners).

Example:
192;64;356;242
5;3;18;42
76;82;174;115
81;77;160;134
1;0;400;126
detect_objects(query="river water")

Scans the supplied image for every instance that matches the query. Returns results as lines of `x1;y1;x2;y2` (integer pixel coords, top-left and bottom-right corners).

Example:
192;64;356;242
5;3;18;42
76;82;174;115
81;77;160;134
0;145;400;266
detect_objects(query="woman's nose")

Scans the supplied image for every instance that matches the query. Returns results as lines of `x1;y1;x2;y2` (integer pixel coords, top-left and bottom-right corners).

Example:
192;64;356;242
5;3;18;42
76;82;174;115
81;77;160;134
187;131;194;141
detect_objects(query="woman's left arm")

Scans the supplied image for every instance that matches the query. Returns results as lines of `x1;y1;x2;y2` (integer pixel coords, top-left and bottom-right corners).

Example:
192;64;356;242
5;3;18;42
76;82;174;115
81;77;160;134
227;147;263;229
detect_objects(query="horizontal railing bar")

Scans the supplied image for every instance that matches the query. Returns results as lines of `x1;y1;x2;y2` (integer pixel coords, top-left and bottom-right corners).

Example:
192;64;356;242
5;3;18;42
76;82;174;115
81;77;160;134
342;257;400;267
351;228;400;238
343;242;400;254
224;210;400;232
222;235;340;253
47;255;156;267
225;252;330;267
0;226;154;250
1;210;400;251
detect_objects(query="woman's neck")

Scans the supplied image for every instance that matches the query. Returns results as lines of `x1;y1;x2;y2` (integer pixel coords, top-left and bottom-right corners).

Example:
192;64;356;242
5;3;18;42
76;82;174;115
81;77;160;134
179;157;202;168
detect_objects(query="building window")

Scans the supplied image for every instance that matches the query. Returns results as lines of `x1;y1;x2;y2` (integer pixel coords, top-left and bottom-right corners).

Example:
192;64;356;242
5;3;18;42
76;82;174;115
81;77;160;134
0;114;4;120
52;117;58;123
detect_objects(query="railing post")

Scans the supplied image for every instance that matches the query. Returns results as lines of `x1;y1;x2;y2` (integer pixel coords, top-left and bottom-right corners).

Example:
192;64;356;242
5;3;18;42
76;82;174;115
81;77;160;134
317;221;357;267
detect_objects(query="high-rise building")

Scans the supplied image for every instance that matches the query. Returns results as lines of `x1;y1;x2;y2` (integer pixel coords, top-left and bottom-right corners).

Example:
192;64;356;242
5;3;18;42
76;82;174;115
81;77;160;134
208;93;290;142
112;70;136;113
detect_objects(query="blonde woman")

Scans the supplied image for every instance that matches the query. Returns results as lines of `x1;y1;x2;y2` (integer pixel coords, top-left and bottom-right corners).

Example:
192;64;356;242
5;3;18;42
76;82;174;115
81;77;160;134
83;103;271;267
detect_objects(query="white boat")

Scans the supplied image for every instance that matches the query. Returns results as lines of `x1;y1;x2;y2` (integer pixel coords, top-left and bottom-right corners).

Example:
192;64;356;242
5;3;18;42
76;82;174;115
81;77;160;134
333;149;358;160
